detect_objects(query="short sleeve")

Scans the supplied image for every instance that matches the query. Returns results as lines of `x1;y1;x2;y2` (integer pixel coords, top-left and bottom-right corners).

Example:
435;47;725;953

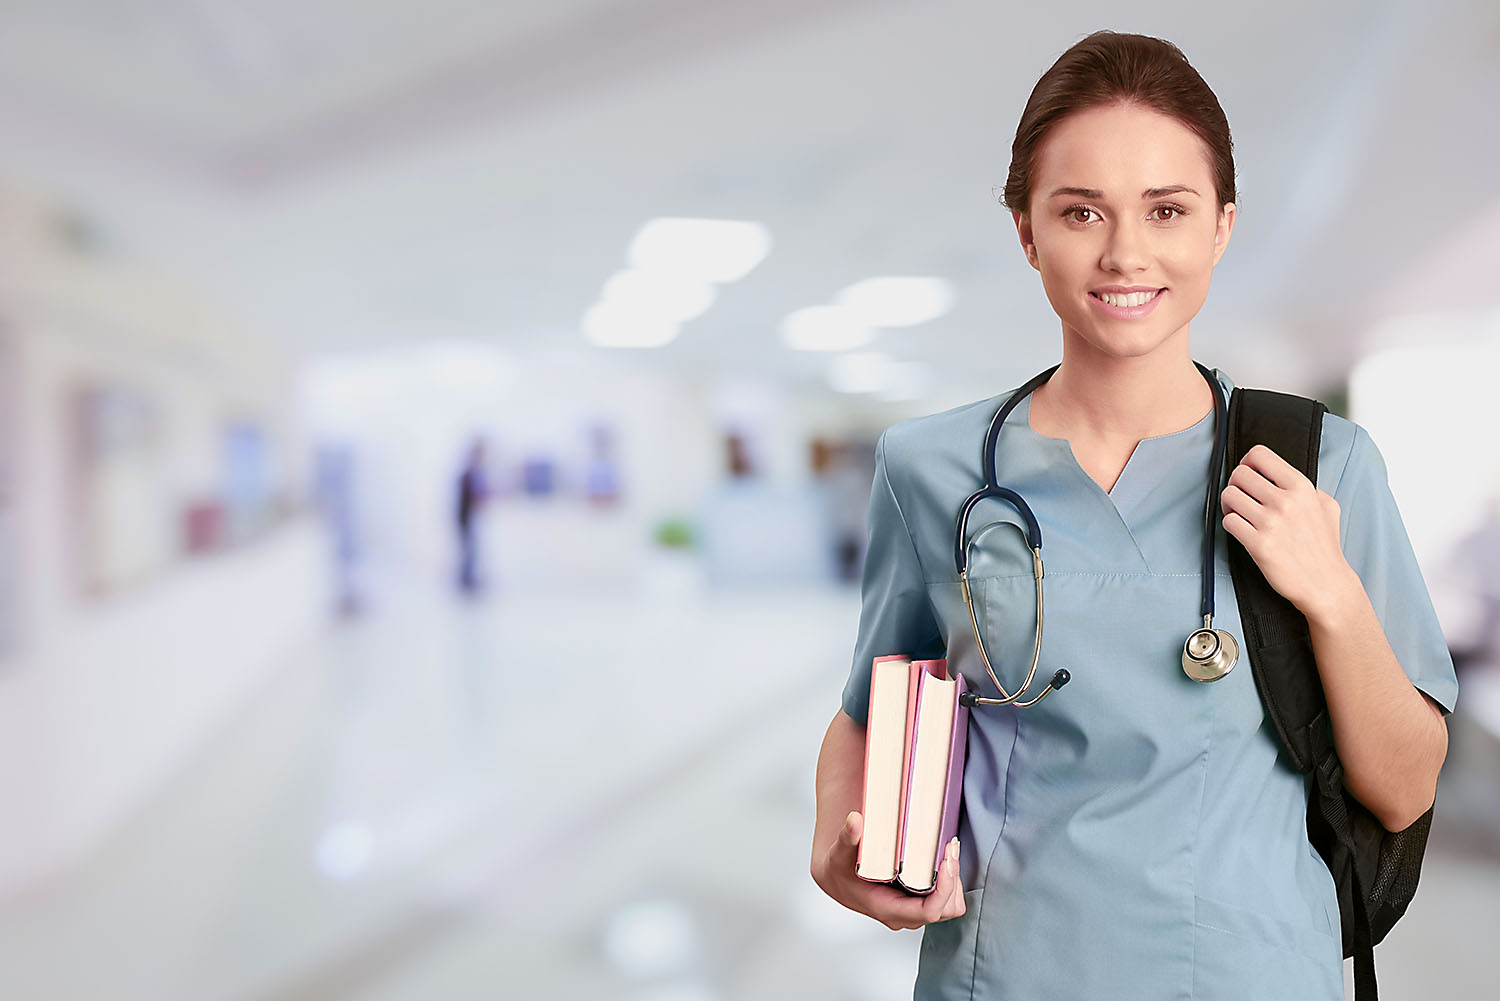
1332;423;1459;714
840;430;945;725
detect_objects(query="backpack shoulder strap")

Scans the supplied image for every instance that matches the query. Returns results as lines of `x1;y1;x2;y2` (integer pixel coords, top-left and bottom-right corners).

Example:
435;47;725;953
1225;387;1329;774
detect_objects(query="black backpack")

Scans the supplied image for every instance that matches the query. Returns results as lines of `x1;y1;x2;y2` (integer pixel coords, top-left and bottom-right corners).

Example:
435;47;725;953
1226;387;1432;1001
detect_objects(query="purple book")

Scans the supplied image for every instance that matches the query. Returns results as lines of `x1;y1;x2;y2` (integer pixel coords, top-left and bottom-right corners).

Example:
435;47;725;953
937;671;970;863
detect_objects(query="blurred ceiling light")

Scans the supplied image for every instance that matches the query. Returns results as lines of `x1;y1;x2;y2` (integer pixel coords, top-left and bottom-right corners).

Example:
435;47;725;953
836;276;955;327
829;352;896;394
781;305;875;351
584;302;680;348
316;821;374;881
626;217;771;283
601;268;717;323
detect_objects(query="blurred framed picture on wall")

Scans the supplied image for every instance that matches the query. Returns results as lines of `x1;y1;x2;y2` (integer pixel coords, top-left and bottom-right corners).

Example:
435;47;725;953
68;381;174;596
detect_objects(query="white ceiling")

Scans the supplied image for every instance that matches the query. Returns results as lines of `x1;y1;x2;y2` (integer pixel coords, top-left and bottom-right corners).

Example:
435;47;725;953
1;0;1497;401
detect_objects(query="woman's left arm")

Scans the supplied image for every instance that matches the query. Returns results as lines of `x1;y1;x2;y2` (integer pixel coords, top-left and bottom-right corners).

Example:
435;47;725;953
1221;444;1448;833
1302;570;1448;832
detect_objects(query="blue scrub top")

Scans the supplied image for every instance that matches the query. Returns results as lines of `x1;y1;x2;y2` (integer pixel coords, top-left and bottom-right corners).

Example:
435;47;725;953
841;369;1459;1001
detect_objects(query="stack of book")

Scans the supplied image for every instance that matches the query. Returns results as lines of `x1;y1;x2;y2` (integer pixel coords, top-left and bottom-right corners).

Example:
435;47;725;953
856;655;970;895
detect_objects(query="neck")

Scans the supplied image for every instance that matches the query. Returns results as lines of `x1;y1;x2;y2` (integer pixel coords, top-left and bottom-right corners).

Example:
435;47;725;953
1031;350;1214;443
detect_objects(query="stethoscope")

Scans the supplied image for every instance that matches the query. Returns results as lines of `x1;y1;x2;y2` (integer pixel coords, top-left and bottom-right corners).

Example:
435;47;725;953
955;361;1239;709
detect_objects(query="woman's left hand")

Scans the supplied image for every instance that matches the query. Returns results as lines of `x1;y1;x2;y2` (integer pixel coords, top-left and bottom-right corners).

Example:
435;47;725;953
1220;445;1358;621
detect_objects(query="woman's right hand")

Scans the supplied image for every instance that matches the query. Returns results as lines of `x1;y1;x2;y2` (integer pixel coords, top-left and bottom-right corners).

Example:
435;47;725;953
810;810;968;930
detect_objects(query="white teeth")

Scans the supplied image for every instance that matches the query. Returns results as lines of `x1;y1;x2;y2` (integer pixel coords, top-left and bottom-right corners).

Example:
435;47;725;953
1096;289;1160;308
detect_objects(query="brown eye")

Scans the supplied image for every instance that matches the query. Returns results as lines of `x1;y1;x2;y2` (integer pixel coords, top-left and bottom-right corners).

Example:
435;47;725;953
1064;206;1097;224
1153;204;1187;222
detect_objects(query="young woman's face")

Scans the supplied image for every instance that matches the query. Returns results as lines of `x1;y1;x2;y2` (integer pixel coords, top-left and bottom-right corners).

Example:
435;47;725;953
1014;102;1235;362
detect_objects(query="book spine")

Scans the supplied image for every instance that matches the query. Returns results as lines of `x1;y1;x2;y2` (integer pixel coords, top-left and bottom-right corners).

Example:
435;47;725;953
937;672;970;859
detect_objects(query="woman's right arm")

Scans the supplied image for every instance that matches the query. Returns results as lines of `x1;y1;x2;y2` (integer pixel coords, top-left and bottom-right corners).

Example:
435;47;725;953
810;707;966;929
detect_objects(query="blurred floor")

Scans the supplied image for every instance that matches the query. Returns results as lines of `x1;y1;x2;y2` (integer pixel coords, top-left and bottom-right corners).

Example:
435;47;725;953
0;580;1495;1001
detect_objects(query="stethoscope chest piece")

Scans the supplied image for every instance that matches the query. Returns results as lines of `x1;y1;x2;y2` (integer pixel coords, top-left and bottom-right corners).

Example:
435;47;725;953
1182;626;1239;682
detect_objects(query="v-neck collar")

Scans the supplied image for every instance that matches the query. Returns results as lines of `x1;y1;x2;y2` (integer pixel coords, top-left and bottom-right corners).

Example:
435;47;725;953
996;369;1233;566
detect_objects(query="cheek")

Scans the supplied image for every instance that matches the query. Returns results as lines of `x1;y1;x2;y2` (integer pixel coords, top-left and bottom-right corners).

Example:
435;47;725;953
1157;252;1216;295
1034;244;1092;291
1037;270;1090;316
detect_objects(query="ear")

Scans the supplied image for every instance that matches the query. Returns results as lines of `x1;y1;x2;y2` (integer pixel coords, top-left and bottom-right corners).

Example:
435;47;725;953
1211;202;1236;267
1013;210;1039;271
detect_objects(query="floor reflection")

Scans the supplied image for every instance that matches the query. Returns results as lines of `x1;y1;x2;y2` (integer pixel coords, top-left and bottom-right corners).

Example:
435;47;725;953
0;582;1494;1001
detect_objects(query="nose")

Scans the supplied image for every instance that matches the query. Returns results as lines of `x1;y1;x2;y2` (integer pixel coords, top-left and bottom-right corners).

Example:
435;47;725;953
1099;217;1150;275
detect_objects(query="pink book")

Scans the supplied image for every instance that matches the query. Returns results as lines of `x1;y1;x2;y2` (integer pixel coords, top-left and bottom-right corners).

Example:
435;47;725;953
856;655;913;882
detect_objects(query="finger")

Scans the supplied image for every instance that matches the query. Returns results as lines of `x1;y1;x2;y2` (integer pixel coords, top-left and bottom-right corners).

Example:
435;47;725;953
831;811;861;861
1220;484;1262;527
1222;511;1254;545
941;841;965;919
1227;463;1276;505
923;858;950;922
1240;444;1304;490
923;839;960;922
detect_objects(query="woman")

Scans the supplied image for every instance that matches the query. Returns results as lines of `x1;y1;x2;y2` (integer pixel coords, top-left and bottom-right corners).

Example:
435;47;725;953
809;30;1457;1000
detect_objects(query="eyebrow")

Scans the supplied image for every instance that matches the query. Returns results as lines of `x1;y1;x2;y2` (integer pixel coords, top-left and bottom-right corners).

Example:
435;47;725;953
1048;185;1201;200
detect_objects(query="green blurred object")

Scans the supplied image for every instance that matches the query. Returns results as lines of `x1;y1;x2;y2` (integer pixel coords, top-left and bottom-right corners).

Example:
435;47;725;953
653;517;695;549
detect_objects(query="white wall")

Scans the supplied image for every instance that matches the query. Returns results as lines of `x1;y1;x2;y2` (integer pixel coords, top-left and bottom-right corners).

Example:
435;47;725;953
0;191;323;901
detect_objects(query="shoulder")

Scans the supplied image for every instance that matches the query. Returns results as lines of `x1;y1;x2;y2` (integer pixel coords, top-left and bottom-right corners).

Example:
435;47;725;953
876;391;1010;493
1315;411;1384;498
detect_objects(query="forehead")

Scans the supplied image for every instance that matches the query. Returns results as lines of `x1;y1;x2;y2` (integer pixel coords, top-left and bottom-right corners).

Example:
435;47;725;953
1033;103;1213;193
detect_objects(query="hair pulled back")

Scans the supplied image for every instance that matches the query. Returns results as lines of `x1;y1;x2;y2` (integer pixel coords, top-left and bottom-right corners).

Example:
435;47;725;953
1003;31;1236;215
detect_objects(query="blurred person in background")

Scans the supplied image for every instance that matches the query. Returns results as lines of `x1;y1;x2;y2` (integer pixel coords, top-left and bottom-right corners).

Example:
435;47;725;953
584;422;622;507
455;436;490;595
314;444;363;618
811;30;1456;1001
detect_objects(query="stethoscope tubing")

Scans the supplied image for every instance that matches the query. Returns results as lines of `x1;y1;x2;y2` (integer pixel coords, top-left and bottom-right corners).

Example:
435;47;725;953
955;361;1231;708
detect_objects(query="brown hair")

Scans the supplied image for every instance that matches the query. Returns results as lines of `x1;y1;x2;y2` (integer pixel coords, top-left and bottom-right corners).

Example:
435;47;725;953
1002;31;1236;215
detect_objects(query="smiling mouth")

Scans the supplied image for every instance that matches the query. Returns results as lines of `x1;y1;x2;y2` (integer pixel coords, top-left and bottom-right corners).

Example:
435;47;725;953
1090;289;1164;308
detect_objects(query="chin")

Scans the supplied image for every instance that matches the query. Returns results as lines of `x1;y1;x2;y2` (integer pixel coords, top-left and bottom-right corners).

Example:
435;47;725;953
1069;325;1180;359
